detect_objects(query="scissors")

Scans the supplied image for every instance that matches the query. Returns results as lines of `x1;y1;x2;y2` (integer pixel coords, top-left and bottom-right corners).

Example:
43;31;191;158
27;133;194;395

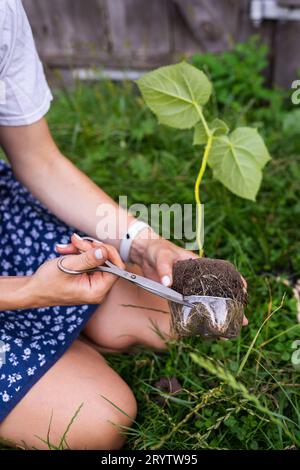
56;237;194;308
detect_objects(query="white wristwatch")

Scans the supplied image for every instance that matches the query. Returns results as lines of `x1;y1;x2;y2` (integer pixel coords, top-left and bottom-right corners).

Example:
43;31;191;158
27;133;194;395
119;221;151;263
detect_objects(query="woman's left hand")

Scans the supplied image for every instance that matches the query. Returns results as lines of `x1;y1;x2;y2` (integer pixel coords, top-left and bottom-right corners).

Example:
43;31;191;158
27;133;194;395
130;233;198;287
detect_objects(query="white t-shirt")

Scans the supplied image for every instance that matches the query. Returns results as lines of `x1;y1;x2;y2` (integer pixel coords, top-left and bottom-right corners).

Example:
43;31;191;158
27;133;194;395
0;0;52;126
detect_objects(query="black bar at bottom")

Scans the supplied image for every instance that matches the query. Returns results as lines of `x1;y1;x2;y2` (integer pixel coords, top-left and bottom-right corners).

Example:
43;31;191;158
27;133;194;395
0;449;298;466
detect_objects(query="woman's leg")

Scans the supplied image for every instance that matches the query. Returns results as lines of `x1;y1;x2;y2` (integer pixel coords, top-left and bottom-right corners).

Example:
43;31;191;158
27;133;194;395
0;340;137;450
83;265;171;352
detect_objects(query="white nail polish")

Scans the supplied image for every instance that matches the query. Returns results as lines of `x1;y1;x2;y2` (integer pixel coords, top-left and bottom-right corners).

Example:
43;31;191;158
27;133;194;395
56;244;68;249
161;275;171;287
95;248;103;260
73;233;82;240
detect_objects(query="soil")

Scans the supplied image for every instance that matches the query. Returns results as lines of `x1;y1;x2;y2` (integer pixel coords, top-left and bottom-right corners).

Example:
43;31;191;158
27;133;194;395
169;258;247;339
172;258;248;306
154;377;182;407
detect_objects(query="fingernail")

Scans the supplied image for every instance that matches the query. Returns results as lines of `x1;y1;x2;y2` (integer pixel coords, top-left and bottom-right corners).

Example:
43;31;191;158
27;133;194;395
161;275;171;287
56;243;68;250
73;233;82;240
95;248;103;260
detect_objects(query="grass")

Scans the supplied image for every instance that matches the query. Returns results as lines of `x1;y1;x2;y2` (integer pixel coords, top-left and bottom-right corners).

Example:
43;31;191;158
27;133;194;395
2;38;300;449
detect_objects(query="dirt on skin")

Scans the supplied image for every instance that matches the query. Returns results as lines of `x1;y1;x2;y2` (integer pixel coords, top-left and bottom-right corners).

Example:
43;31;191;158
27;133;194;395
172;258;248;306
169;258;247;339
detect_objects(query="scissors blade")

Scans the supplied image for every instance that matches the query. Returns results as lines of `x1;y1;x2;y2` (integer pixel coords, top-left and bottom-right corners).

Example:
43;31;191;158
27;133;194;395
139;279;192;307
105;262;192;307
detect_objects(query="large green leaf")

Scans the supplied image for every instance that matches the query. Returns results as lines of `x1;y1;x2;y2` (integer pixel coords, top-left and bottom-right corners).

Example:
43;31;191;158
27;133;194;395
208;127;271;201
136;62;212;129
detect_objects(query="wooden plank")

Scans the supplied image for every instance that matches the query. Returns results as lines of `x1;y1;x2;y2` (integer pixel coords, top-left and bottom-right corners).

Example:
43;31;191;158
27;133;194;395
106;0;171;61
237;0;273;41
273;20;300;87
22;0;298;87
278;0;300;6
170;0;276;85
236;1;299;87
234;0;276;84
169;0;200;58
172;0;241;55
22;0;109;61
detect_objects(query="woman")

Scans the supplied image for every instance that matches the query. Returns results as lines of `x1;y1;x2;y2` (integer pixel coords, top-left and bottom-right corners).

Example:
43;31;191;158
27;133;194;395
0;0;247;450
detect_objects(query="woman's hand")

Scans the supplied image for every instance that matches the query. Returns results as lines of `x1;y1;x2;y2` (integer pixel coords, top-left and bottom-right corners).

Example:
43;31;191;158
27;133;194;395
29;240;124;308
131;232;198;287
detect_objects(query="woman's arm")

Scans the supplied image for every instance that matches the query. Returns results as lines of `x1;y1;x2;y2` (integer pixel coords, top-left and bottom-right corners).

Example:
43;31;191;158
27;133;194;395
0;118;198;286
0;0;201;289
0;118;199;286
0;119;136;250
0;277;33;310
0;243;123;311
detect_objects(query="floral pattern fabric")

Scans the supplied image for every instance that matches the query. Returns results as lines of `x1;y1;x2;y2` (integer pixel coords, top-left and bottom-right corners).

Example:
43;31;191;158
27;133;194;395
0;160;98;421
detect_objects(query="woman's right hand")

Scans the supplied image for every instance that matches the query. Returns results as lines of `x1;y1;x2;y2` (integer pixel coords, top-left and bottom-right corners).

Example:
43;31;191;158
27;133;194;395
28;243;124;308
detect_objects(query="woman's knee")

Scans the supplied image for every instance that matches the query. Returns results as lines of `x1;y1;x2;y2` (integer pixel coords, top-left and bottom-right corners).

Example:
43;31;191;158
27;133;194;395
94;386;137;450
68;383;137;450
85;294;171;352
0;341;137;450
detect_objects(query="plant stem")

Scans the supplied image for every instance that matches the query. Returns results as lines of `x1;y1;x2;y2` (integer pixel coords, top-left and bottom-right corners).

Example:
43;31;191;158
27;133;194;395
196;103;210;137
194;104;212;256
194;136;212;256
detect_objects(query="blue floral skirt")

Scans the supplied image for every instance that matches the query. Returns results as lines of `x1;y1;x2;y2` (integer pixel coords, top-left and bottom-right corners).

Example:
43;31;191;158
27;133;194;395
0;160;99;421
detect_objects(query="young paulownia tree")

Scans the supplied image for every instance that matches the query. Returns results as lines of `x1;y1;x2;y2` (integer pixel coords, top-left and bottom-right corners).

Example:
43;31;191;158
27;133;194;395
137;61;270;255
136;62;270;338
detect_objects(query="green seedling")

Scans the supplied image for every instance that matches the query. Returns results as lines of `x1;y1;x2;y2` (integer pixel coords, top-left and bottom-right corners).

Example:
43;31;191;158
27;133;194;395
136;62;271;255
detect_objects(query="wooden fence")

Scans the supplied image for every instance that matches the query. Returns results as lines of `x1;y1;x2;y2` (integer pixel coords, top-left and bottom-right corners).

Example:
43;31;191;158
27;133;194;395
22;0;300;87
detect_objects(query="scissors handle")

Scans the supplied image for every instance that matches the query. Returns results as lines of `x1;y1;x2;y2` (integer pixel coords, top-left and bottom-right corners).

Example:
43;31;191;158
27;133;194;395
57;256;191;307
